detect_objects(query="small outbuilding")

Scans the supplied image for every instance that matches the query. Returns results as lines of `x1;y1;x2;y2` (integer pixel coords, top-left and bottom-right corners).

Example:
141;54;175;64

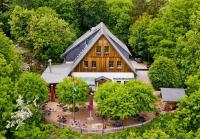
160;88;186;111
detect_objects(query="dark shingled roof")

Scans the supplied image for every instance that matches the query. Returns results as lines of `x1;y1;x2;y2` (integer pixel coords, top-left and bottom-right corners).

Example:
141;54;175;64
160;88;186;102
63;30;99;61
61;22;135;74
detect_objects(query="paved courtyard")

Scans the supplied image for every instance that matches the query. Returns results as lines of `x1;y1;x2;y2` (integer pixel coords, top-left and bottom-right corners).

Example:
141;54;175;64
136;70;151;84
43;101;156;130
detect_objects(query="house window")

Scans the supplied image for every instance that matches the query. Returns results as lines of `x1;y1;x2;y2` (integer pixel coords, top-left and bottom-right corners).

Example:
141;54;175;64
117;61;122;69
104;46;109;54
117;81;121;83
83;61;88;68
109;61;114;68
96;46;101;55
92;61;96;68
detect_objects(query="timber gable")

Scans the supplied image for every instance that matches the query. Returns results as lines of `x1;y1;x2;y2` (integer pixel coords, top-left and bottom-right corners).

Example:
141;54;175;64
74;35;132;72
61;22;136;74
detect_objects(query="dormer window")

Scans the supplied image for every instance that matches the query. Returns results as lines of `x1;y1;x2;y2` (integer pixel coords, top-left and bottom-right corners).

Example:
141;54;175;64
92;61;96;68
96;46;101;55
104;46;109;54
83;61;88;68
117;61;122;69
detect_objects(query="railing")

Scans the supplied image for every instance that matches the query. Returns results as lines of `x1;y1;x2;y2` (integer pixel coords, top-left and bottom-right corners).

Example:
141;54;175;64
45;118;152;135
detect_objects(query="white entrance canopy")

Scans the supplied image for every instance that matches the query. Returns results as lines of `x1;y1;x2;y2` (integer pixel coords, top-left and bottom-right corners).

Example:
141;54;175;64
71;72;135;85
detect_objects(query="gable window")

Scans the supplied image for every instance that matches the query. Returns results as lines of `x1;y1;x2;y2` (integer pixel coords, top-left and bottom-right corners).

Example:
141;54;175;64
109;61;114;68
83;61;88;68
96;46;101;55
117;61;122;69
104;46;109;54
92;61;96;68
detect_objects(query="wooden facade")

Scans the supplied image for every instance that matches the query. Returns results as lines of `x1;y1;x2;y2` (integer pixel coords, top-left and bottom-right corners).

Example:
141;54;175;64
74;35;132;72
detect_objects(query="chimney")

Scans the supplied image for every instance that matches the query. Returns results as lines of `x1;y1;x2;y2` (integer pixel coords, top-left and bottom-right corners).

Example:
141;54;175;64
48;59;52;72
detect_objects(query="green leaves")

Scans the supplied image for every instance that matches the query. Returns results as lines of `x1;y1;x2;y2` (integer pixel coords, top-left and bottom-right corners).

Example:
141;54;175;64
94;80;156;120
149;56;180;90
14;123;78;139
176;90;200;131
9;6;34;43
56;78;89;105
27;7;75;62
185;69;200;95
174;30;200;85
9;6;76;62
0;32;22;80
129;13;152;59
15;72;49;104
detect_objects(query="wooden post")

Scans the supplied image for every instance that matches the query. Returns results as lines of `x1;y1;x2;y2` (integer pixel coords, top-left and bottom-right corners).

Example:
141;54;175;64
50;84;55;102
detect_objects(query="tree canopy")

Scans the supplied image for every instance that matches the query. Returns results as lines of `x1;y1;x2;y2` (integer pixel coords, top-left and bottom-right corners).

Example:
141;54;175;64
94;80;156;120
56;78;89;105
129;13;152;59
0;32;21;80
185;70;200;95
149;56;180;90
175;90;200;132
9;6;76;62
15;72;49;104
1;0;200;138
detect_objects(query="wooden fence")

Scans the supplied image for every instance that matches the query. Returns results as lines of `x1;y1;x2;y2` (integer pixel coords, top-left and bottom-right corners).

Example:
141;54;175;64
45;118;152;135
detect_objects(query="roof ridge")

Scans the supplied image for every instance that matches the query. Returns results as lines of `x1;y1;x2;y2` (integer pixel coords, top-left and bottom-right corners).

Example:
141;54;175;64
61;22;131;58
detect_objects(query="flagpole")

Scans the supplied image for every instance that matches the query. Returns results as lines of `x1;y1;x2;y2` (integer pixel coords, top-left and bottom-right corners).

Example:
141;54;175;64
72;77;77;122
88;87;94;121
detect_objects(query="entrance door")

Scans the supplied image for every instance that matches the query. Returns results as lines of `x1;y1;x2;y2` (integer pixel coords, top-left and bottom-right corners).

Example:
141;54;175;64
95;76;111;87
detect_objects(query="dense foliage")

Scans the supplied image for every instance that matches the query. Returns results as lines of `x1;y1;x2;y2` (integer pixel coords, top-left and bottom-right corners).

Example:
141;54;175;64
175;90;200;132
94;80;156;120
14;123;79;139
0;32;21;80
1;0;200;138
15;72;49;104
0;77;15;132
56;78;89;106
9;6;75;62
185;70;200;95
129;13;152;59
149;56;180;90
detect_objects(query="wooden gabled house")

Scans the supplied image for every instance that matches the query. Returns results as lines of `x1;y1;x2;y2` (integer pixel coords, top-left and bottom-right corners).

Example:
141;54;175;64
42;22;136;101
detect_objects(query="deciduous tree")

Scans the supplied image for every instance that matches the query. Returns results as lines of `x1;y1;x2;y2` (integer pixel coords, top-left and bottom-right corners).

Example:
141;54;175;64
0;31;21;80
56;78;89;106
27;7;76;62
0;78;15;131
185;70;200;95
107;0;132;43
94;81;156;120
129;13;152;59
15;72;49;104
176;90;200;132
149;56;180;90
9;6;34;43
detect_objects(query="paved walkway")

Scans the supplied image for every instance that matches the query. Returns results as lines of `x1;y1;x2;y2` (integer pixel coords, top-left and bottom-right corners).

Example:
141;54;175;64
44;102;155;131
131;60;148;70
131;60;151;84
136;70;151;84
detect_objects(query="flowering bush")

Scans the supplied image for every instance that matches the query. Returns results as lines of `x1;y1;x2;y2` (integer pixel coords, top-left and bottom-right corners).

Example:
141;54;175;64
6;95;39;129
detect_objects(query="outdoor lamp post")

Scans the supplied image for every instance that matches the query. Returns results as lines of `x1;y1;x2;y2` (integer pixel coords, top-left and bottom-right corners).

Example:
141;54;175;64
72;77;77;122
88;87;94;121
